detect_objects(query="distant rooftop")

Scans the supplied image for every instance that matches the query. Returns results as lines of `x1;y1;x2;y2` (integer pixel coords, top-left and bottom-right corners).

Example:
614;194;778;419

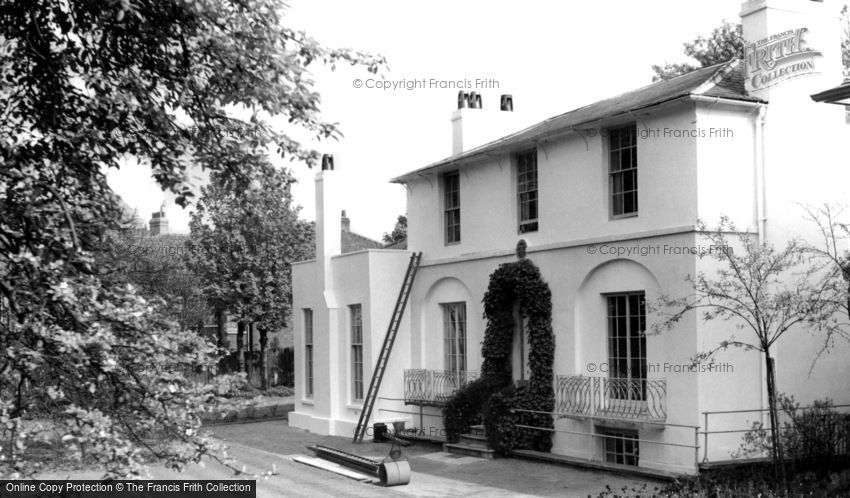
340;210;383;254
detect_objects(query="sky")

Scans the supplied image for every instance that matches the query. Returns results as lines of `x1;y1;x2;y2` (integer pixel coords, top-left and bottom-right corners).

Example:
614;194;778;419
107;0;753;240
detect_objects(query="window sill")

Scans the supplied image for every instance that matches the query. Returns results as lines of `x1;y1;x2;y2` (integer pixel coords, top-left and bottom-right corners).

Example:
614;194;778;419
301;398;314;406
347;402;364;411
444;241;461;246
611;212;638;221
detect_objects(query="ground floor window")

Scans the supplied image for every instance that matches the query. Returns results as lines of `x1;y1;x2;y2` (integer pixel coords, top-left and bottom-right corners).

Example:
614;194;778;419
350;304;364;401
442;302;467;373
603;430;639;466
606;292;646;401
304;308;313;397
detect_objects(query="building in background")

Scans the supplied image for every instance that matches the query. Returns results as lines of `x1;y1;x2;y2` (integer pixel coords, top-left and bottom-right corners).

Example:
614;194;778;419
149;203;169;236
291;0;850;475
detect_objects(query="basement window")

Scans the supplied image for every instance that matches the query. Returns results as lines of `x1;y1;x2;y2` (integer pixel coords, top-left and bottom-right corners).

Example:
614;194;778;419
603;430;639;466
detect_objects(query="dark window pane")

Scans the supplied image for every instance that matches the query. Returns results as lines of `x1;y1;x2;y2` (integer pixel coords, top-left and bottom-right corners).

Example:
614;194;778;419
610;151;621;172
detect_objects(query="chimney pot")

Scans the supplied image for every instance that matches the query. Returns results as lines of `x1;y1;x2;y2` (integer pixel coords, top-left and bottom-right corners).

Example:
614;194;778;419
341;210;350;232
500;94;514;112
321;153;334;171
457;91;469;109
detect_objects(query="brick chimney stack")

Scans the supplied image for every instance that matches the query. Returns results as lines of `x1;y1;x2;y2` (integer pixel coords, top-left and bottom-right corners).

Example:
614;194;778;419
341;210;351;232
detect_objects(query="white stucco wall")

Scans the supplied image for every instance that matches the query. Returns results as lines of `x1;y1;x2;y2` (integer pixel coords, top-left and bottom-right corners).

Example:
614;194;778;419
293;1;849;469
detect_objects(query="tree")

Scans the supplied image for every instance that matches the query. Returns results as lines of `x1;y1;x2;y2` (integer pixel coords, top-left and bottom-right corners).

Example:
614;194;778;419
652;218;839;482
0;0;381;478
803;204;850;339
382;214;407;246
843;6;850;79
652;21;743;81
187;168;314;388
652;12;850;81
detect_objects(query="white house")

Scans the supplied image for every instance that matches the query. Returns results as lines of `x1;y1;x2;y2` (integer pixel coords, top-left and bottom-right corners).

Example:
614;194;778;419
290;0;850;475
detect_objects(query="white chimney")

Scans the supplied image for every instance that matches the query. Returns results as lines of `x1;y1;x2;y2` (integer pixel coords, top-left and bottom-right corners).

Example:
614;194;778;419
315;154;341;293
451;92;523;155
741;0;844;101
740;0;848;246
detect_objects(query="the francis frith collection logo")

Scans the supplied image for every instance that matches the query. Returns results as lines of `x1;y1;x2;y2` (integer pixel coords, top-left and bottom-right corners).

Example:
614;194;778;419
744;27;822;90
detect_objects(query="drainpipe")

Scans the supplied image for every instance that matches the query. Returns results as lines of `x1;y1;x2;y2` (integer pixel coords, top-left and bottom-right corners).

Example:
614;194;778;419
753;103;769;423
755;104;767;243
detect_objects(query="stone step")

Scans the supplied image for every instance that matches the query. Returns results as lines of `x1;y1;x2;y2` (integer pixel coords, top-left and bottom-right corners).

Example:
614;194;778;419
443;442;495;459
459;433;489;449
468;424;486;437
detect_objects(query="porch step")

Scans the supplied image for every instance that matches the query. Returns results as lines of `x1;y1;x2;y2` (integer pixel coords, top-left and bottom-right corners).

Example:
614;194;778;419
468;424;486;437
459;433;489;449
443;442;495;459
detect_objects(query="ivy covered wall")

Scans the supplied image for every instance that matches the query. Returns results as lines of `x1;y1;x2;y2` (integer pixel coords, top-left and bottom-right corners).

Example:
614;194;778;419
443;257;555;454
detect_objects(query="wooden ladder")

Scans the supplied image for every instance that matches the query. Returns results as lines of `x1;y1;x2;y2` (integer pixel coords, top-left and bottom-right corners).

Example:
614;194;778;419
352;251;422;443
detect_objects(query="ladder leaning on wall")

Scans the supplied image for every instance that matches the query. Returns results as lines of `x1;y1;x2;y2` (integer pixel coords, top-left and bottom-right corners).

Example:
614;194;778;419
352;251;422;443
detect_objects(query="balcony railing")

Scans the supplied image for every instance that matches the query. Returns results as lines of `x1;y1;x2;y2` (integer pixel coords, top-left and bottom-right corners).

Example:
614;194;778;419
555;375;666;422
403;369;479;406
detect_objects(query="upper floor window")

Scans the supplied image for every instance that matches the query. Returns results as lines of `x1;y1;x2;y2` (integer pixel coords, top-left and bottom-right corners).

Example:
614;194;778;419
516;150;538;233
350;304;364;401
443;171;461;244
609;124;638;217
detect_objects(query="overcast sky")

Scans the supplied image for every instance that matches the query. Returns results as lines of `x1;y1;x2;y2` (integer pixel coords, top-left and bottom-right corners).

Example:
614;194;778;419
108;0;756;240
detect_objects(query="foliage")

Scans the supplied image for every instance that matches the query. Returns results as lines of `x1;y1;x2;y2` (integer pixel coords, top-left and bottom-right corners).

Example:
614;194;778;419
187;168;313;330
483;383;553;454
734;395;850;463
443;258;555;453
187;167;314;386
844;6;850;78
442;377;503;443
382;215;407;246
105;225;210;331
652;216;842;477
594;461;850;497
657;462;850;497
652;13;850;81
652;21;743;81
0;0;381;478
802;204;850;355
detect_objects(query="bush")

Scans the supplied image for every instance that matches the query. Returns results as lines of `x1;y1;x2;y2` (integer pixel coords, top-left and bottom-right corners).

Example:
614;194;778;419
734;394;850;465
443;258;555;451
483;382;553;455
443;377;504;443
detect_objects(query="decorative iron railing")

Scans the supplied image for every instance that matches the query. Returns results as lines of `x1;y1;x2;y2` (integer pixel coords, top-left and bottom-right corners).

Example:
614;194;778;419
555;375;666;422
403;369;479;406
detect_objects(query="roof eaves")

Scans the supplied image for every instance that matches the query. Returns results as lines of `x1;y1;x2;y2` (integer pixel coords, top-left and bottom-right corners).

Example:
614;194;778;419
390;61;760;184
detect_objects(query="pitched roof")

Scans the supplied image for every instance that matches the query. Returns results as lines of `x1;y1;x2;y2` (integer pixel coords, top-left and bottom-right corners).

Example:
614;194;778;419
383;237;407;250
341;229;383;253
392;60;762;183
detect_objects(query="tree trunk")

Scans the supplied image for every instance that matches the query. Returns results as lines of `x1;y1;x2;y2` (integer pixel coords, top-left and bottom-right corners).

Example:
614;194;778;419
216;308;226;349
765;353;787;486
259;326;269;390
236;321;246;373
248;322;255;354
